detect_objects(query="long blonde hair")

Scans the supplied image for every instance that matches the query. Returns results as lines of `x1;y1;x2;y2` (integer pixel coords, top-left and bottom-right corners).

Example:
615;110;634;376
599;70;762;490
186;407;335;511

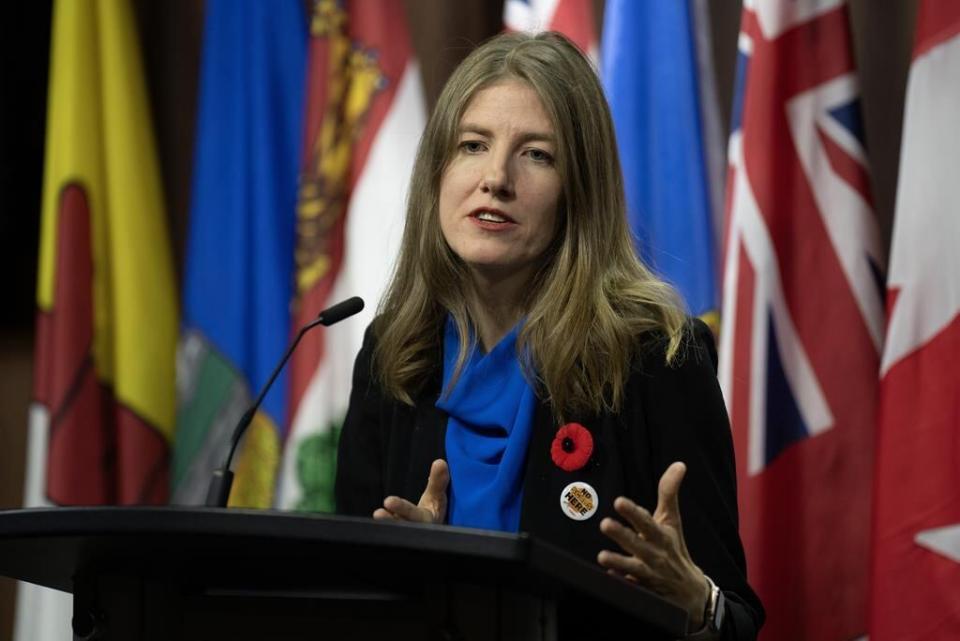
374;31;687;419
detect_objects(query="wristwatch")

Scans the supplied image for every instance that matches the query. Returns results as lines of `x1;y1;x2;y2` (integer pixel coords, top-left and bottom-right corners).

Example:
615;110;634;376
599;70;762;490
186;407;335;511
687;574;725;638
703;574;725;633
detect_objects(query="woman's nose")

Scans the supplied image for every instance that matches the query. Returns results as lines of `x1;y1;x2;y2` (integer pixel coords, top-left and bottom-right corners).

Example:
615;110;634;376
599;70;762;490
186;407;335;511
480;154;513;197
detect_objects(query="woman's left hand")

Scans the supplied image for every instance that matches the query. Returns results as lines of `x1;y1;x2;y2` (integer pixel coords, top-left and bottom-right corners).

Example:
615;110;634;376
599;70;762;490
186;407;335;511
597;461;711;629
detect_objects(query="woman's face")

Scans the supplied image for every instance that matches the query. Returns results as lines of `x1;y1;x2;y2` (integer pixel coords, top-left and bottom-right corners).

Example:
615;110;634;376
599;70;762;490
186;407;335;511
438;79;562;283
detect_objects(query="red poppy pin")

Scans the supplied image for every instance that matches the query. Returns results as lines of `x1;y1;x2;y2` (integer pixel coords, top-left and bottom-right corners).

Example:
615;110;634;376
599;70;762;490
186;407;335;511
550;422;593;472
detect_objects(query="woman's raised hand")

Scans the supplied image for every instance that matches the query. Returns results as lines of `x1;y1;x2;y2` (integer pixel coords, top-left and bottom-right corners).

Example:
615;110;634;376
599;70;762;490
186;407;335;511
597;461;712;630
373;459;449;524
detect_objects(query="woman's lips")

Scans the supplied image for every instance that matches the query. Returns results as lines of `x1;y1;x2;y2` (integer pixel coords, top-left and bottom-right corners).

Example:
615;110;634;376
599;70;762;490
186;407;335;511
469;208;517;230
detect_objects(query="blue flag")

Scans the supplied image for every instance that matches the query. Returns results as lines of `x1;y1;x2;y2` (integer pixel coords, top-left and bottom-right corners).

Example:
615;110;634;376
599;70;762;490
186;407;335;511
174;0;306;507
601;0;719;318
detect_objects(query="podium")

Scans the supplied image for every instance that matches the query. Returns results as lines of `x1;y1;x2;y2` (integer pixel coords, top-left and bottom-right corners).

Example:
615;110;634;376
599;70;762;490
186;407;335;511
0;507;687;640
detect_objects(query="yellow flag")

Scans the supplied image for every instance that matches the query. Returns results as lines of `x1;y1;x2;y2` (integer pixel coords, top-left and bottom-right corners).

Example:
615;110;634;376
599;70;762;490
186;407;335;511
33;0;177;505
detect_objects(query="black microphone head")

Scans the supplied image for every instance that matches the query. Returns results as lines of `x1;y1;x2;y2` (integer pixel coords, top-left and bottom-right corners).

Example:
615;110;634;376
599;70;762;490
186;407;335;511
318;296;364;326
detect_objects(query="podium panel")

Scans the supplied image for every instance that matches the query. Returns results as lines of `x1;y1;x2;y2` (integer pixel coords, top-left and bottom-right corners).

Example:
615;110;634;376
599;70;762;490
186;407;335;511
0;507;686;640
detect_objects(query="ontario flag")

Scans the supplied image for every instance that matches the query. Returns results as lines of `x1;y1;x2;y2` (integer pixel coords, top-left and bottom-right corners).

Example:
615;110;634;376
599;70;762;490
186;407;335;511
17;0;178;638
718;1;885;639
503;0;598;62
869;1;960;638
275;0;426;509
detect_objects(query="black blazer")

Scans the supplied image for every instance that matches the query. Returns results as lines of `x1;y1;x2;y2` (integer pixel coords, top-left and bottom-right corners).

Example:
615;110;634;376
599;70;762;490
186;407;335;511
336;319;763;640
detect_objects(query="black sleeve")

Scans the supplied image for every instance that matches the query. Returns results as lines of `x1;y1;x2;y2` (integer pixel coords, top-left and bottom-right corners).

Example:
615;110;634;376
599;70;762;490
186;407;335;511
642;319;764;639
334;324;385;517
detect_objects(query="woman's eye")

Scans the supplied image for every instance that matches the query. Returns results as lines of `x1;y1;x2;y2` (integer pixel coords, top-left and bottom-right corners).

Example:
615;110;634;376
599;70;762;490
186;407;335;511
460;140;485;153
526;148;554;164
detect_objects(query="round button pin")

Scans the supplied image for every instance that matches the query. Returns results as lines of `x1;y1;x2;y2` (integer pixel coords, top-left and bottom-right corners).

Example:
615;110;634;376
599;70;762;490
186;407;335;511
560;481;598;521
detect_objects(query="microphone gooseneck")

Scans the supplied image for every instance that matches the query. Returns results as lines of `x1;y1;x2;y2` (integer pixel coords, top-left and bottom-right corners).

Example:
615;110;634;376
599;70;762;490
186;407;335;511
204;296;364;507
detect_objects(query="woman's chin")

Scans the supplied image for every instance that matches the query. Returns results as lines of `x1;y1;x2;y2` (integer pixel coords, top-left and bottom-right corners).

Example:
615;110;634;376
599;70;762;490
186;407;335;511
463;258;538;284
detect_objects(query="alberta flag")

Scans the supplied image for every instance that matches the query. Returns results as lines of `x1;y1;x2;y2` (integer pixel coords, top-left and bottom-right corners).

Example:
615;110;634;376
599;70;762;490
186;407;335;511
174;0;307;507
718;1;885;639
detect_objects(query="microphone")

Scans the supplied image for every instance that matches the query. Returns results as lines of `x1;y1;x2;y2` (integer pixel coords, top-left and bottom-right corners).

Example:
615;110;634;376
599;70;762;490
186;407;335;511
204;296;364;507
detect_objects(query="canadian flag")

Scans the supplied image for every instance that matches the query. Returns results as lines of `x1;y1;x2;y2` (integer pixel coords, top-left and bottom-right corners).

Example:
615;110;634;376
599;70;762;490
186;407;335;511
869;1;960;638
503;0;598;62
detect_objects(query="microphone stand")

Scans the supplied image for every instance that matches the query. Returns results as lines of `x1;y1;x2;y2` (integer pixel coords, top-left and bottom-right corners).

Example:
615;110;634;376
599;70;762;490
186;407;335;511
204;296;364;508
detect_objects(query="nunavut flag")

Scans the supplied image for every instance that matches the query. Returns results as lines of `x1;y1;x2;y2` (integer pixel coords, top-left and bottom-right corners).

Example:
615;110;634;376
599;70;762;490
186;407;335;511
869;1;960;638
718;1;885;639
17;0;177;638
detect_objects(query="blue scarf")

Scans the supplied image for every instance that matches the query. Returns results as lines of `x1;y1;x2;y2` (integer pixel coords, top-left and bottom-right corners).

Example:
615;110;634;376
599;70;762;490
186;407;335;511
437;317;536;532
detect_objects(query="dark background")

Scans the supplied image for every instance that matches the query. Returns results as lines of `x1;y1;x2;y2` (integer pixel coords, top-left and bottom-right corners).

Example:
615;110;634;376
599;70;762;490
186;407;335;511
0;1;917;637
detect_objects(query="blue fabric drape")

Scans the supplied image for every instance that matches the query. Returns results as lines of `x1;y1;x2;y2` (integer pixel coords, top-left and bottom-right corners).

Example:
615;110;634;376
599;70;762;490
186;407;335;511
438;318;536;532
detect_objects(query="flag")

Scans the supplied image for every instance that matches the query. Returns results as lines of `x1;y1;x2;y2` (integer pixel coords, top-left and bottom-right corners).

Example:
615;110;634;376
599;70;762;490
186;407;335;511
718;1;885;639
601;0;724;325
173;0;306;507
274;0;426;510
17;0;178;637
869;1;960;637
503;0;598;62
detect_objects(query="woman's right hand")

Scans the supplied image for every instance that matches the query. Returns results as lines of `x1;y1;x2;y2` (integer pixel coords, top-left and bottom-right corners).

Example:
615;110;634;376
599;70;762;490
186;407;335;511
373;459;449;524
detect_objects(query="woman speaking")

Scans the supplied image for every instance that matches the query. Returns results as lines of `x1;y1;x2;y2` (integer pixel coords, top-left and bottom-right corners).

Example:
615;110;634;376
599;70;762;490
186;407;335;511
335;31;763;640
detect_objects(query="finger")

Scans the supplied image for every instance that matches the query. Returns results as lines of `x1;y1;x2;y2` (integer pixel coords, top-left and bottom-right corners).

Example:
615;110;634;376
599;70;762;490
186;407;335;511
599;517;662;560
423;459;450;499
606;568;638;584
373;507;399;520
597;549;651;581
417;459;449;522
383;496;431;523
612;497;668;547
654;461;686;527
